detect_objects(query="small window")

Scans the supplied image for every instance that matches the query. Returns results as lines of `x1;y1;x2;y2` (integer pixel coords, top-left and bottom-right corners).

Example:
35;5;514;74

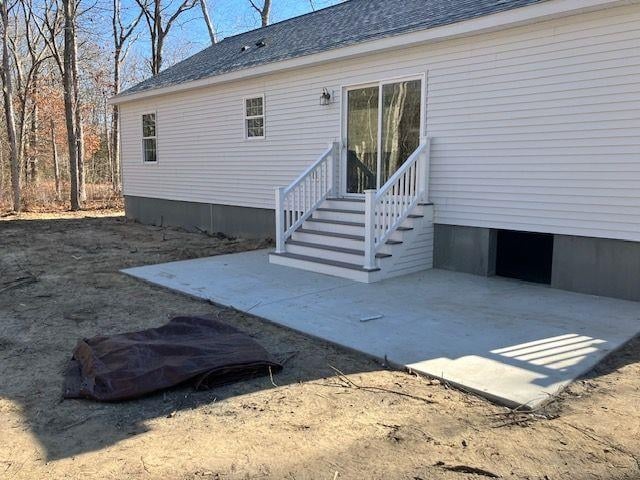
245;96;265;139
142;113;157;163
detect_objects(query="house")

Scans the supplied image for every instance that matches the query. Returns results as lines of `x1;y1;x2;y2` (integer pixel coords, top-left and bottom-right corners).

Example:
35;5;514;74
111;0;640;302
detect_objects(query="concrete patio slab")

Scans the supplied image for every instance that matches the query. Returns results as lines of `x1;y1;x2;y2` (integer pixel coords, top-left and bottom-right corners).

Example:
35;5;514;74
123;249;640;408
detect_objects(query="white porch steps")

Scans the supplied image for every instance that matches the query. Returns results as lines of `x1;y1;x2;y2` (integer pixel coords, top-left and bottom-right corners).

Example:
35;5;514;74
269;198;434;283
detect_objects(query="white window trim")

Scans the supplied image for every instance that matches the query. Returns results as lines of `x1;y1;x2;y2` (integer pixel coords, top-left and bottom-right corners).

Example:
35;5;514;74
142;111;158;164
243;95;265;140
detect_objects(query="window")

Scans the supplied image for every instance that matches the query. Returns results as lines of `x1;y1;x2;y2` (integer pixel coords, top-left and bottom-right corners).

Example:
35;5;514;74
244;96;265;138
142;113;157;162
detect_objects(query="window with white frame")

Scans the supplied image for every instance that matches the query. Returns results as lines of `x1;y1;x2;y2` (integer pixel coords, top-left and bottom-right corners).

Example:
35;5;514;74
142;113;157;162
244;96;265;138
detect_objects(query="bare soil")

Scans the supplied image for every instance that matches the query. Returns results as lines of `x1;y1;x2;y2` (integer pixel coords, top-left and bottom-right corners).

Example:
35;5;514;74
1;211;638;480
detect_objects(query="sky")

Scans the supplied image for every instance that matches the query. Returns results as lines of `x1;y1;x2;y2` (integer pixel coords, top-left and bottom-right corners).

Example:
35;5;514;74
116;0;343;66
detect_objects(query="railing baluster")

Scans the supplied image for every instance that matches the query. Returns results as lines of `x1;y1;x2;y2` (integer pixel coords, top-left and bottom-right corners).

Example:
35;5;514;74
400;172;404;215
296;186;300;225
323;162;327;197
308;174;312;212
275;144;336;252
366;139;431;264
393;183;398;226
305;177;308;219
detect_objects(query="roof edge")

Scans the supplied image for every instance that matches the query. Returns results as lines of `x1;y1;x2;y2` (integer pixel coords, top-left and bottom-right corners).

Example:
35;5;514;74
110;0;632;105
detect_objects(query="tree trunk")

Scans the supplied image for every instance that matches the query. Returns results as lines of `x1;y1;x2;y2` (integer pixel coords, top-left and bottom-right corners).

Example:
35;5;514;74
62;0;81;210
70;30;86;203
199;0;217;44
152;0;161;75
29;100;38;183
1;1;20;212
112;46;121;192
76;106;86;202
105;99;113;186
260;0;271;27
51;119;61;201
155;33;164;75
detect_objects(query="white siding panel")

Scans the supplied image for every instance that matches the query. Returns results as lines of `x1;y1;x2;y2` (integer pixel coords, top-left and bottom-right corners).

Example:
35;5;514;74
120;4;640;241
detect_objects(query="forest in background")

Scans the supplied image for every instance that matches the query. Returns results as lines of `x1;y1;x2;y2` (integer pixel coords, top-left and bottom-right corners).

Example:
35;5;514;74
0;0;332;213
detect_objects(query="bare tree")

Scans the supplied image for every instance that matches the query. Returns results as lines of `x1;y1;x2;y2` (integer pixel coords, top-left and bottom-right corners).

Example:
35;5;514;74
249;0;271;27
199;0;216;45
19;0;50;184
0;0;20;211
111;0;142;192
50;117;61;200
34;0;85;209
134;0;199;75
63;0;84;208
34;0;81;209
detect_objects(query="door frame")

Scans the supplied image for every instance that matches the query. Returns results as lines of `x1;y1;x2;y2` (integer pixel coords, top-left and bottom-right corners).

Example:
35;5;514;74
339;73;426;197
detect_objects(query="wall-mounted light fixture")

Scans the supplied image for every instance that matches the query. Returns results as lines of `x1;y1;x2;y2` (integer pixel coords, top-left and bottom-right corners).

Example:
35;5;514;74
319;88;333;106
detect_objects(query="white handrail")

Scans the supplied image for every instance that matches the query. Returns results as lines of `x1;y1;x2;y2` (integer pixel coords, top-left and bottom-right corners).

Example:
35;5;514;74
275;142;339;253
364;138;431;270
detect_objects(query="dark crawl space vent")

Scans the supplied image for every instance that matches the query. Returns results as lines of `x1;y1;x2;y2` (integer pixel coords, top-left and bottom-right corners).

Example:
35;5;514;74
495;230;554;284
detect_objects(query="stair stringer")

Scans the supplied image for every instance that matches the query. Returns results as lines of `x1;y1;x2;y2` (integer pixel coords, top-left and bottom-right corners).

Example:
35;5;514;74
370;204;435;282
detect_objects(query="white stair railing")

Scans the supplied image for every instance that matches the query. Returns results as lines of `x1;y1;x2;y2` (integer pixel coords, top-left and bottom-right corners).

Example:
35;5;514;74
275;142;340;253
364;137;431;270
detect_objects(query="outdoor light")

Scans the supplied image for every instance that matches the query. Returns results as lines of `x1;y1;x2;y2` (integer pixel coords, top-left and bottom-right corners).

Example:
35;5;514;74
319;88;332;106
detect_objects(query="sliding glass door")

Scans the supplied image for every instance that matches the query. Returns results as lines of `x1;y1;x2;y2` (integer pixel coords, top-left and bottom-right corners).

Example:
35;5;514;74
345;78;422;194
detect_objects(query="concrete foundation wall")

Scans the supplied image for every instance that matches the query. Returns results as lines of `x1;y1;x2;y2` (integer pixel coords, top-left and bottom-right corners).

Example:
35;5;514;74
433;224;496;276
124;196;274;239
434;224;640;302
552;235;640;302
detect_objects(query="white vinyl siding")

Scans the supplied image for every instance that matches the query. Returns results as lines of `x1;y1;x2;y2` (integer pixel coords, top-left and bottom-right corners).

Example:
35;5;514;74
120;3;640;242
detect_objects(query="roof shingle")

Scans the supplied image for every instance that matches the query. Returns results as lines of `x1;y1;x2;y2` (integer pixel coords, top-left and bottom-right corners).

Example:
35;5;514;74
121;0;548;97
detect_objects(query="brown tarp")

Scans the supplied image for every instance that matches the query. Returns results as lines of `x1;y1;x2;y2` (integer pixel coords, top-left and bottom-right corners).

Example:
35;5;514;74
63;316;282;401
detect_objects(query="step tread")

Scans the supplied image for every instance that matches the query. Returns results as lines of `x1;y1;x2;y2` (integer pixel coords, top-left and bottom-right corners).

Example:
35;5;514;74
307;218;364;227
306;218;413;231
317;207;423;220
270;252;380;272
327;197;365;203
296;229;403;245
329;197;433;207
286;240;392;258
317;207;364;215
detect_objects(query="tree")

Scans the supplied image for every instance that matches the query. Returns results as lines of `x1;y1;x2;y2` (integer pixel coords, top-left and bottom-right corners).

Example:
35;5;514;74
50;116;61;199
199;0;216;45
111;0;142;192
14;0;51;184
249;0;271;27
35;0;84;209
135;0;199;75
62;0;84;208
0;0;20;212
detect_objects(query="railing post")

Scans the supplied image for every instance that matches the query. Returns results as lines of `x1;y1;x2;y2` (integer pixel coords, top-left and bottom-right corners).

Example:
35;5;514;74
329;141;340;196
275;186;286;253
418;137;432;203
363;189;377;270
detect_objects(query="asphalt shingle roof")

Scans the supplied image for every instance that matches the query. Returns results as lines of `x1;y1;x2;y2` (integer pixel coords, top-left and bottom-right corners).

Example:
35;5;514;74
121;0;549;97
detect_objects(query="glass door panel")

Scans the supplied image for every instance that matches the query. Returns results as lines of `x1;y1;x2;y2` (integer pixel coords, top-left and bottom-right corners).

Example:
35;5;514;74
344;78;422;195
380;79;422;185
346;86;379;194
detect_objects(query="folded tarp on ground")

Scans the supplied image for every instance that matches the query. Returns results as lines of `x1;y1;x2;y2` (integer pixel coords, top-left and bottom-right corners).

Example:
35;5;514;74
63;316;282;401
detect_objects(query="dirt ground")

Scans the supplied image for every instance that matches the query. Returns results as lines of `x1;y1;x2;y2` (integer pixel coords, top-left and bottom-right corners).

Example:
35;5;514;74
1;211;638;480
